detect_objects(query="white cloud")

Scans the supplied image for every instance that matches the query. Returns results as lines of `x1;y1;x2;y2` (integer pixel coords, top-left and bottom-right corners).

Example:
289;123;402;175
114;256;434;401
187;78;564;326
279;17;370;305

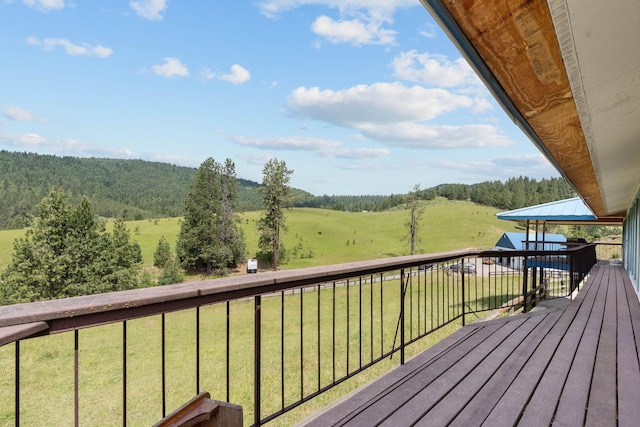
151;57;189;78
0;133;47;147
287;82;474;127
321;146;389;159
26;36;113;58
391;50;480;88
258;1;415;46
286;82;510;150
22;0;64;12
358;122;514;149
418;23;437;39
233;135;342;151
232;135;389;159
311;15;396;46
238;152;274;166
3;106;47;122
426;153;557;180
199;67;216;80
140;152;196;166
0;132;202;166
0;132;135;157
492;154;553;169
130;0;168;20
219;64;251;84
469;97;493;114
257;0;416;18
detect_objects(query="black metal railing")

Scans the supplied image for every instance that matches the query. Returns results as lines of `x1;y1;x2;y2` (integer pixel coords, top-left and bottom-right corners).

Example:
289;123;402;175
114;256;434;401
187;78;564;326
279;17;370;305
0;244;598;426
593;241;623;262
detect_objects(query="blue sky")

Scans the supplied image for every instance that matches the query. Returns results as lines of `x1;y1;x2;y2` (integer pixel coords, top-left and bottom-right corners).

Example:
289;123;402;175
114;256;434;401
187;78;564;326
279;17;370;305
0;0;559;196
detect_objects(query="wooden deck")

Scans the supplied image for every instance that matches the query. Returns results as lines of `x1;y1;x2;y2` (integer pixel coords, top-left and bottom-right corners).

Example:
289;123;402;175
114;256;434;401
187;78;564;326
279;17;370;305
303;262;640;426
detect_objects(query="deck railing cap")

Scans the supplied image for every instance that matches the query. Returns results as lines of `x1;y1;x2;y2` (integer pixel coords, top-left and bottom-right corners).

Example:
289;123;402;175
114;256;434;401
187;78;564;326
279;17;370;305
0;249;478;331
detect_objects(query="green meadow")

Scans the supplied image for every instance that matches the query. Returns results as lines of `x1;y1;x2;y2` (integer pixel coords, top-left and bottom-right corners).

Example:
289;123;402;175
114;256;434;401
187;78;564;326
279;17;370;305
1;274;484;426
0;198;518;275
0;199;520;426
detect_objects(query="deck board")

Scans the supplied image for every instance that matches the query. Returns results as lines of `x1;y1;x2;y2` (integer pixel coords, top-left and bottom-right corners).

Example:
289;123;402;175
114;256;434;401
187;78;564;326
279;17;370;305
411;315;554;426
615;266;640;426
552;266;608;426
302;262;640;427
307;325;484;425
479;290;588;426
585;266;618;426
447;310;562;426
346;320;522;426
377;319;529;426
505;264;605;427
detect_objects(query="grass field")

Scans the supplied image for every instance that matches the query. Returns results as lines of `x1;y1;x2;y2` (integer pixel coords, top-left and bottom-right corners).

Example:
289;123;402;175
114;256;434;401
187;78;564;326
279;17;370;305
0;199;522;425
0;198;519;274
1;270;498;426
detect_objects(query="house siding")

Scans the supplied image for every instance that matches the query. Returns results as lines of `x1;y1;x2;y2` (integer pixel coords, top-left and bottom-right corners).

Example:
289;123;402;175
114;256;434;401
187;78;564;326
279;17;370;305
623;189;640;296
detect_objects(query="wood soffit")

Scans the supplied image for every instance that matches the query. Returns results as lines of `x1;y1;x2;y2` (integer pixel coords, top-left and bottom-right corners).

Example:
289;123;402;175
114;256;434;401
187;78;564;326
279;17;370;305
440;0;609;217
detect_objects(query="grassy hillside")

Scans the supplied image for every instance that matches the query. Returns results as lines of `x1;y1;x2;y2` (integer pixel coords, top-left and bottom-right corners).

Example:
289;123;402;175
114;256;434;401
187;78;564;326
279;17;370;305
0;199;518;274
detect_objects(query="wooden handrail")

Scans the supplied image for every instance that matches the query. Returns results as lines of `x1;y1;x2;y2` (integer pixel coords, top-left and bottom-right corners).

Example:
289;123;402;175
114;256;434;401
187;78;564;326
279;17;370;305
0;250;475;337
0;245;595;345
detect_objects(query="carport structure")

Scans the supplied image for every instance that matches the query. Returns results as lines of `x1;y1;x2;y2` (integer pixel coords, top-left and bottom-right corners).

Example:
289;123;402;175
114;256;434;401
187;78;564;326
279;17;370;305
496;197;623;262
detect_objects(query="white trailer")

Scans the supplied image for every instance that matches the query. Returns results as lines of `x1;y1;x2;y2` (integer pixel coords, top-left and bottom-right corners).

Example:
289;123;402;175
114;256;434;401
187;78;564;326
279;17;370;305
247;258;258;274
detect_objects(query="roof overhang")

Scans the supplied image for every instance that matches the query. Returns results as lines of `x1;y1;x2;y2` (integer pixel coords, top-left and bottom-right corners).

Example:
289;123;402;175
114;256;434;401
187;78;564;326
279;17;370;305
419;0;640;220
496;197;623;226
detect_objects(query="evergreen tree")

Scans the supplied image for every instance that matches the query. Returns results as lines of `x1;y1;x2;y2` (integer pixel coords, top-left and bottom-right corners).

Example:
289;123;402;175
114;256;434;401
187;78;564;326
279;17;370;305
217;159;246;268
62;197;109;296
257;159;293;270
509;179;526;209
99;218;142;293
158;257;184;286
0;189;142;304
176;158;245;275
154;236;172;268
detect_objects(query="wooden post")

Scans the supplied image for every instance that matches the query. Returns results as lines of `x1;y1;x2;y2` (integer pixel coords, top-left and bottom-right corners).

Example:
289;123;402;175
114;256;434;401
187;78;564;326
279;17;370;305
522;220;530;312
400;269;405;366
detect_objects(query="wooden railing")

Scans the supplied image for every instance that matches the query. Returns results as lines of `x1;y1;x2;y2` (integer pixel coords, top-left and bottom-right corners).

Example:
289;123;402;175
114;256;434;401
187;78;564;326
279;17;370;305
0;245;598;426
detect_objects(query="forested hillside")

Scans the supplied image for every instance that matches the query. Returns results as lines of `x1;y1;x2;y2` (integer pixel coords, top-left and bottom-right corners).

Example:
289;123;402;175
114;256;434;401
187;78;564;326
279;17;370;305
0;151;576;230
0;151;269;228
439;177;576;210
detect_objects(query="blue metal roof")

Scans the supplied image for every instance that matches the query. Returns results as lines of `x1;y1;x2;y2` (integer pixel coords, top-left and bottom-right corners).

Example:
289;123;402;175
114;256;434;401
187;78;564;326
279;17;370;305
496;197;597;221
495;232;567;250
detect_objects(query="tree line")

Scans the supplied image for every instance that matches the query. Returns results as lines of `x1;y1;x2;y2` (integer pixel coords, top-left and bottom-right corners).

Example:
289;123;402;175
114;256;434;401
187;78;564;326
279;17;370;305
292;177;575;213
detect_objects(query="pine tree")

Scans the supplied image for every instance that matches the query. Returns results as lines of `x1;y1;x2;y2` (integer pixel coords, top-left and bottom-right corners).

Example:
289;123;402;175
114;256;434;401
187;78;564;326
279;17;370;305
0;189;142;304
257;159;293;270
154;236;172;268
158;257;184;286
100;218;142;292
176;158;245;275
